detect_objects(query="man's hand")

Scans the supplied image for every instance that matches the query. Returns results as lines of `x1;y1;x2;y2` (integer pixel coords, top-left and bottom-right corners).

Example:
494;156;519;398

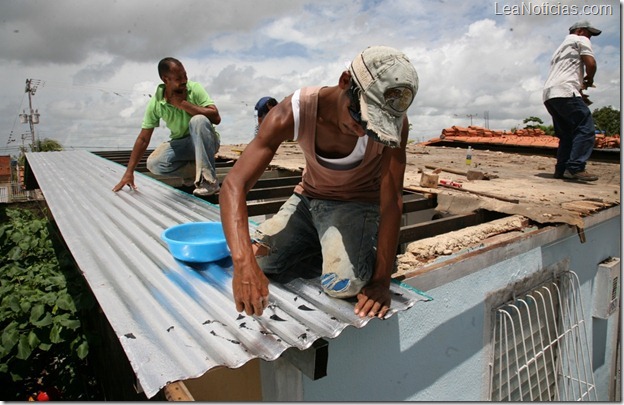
582;76;594;90
580;90;593;106
112;172;137;192
232;264;270;316
354;281;391;318
167;88;188;109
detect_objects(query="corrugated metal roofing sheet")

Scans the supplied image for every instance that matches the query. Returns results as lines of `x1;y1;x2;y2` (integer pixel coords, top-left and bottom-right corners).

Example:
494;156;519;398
25;150;430;398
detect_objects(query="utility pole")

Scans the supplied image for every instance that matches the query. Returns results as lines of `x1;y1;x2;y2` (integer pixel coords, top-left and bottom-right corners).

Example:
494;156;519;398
465;113;478;126
18;79;41;152
454;113;479;126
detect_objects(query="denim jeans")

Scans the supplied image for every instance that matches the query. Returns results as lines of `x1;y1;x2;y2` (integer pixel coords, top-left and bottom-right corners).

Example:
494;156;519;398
146;115;220;186
253;193;380;298
544;96;596;174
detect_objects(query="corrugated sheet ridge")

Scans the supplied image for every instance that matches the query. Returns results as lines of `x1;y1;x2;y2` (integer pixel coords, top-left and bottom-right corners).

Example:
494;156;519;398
25;150;428;398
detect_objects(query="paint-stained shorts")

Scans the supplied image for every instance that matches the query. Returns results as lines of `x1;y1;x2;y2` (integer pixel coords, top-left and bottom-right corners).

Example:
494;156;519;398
253;193;379;298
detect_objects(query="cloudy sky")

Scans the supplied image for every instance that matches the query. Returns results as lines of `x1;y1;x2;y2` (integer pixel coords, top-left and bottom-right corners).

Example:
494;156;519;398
0;0;620;156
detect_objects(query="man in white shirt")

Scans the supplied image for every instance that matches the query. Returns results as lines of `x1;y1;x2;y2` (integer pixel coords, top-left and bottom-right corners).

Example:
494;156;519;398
543;20;601;181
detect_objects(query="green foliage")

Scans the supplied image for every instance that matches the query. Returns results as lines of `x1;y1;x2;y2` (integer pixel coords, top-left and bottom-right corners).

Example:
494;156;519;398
35;138;64;152
520;116;555;135
523;116;544;128
0;207;99;400
539;124;555;136
592;105;621;136
17;138;63;166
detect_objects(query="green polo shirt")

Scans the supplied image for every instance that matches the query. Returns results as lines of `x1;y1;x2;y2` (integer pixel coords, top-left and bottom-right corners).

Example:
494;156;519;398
142;81;215;140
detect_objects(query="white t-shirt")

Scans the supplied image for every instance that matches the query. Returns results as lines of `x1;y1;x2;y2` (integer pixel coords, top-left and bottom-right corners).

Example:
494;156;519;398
543;34;595;102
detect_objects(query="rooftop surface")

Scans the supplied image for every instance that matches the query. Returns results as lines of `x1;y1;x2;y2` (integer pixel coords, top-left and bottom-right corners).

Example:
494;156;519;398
217;141;620;279
22;142;620;398
216;141;620;230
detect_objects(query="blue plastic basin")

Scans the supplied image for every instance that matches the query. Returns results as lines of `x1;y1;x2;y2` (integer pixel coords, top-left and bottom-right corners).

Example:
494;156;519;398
161;222;230;263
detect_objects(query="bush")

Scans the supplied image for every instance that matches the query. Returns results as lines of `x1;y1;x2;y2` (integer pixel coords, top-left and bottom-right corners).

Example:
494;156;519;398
0;206;102;400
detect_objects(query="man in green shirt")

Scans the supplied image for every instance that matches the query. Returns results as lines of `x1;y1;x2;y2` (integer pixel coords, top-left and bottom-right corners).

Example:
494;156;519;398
113;57;222;196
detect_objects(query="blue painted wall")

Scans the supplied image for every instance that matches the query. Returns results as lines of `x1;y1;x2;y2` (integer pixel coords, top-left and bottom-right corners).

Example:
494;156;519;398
301;213;620;401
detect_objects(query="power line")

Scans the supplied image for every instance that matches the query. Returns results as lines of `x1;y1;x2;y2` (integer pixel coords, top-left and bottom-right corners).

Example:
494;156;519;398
41;80;152;99
5;92;27;148
453;113;479;126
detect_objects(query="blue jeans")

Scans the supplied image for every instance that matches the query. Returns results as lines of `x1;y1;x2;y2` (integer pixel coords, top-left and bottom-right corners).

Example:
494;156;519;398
544;96;596;174
146;115;220;186
253;193;381;298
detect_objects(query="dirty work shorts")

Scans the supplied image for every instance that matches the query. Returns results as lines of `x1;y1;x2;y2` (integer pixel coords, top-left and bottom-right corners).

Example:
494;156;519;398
253;193;379;298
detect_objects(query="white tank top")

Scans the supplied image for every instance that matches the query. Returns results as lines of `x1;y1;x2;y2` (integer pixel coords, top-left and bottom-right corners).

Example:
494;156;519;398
292;88;367;170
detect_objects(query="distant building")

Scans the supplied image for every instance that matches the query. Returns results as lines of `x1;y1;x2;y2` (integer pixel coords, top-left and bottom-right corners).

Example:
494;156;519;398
0;155;41;203
0;155;10;182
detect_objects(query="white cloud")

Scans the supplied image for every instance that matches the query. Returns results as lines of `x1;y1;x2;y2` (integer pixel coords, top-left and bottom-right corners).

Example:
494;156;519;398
0;0;620;155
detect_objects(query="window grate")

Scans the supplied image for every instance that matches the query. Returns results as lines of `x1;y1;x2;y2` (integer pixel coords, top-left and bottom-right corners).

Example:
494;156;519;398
489;271;596;401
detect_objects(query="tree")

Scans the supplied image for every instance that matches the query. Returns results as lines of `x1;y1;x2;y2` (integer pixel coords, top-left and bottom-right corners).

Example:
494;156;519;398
592;106;620;136
35;138;63;152
18;138;63;166
523;116;543;129
521;116;554;135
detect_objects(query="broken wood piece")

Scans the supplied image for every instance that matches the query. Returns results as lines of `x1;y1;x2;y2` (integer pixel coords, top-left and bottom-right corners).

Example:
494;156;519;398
163;381;194;401
425;165;466;176
425;165;496;180
561;200;606;214
404;186;438;196
397;215;531;269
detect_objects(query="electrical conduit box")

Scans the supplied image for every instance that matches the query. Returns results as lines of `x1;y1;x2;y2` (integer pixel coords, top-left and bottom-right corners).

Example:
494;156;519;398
592;257;620;319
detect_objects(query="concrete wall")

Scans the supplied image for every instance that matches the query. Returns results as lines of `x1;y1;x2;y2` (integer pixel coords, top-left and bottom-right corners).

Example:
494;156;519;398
284;209;621;401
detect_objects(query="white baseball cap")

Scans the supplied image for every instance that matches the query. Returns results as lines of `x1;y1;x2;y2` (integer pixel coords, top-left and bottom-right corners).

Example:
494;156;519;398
349;46;419;148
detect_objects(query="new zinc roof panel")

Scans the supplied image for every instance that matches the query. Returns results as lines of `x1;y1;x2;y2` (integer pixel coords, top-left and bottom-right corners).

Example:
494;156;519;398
24;150;429;398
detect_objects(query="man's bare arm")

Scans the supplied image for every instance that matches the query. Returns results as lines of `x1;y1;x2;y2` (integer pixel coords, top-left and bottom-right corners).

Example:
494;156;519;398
581;54;597;88
355;116;408;318
112;128;154;191
219;98;294;315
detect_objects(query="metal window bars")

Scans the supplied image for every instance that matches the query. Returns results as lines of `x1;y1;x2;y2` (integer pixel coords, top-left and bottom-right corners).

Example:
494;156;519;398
490;271;597;401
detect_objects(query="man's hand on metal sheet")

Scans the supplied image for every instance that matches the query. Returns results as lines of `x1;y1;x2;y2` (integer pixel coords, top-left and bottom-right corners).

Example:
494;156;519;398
112;173;137;192
233;263;270;316
355;282;391;318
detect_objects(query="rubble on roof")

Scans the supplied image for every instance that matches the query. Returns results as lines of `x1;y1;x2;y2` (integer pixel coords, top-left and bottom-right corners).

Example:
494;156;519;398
396;215;532;275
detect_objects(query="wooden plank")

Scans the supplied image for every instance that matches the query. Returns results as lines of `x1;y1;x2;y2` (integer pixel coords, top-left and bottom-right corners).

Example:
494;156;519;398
425;164;467;176
437;183;520;204
402;192;437;213
399;213;481;245
252;176;302;189
398;210;507;245
163;381;194;401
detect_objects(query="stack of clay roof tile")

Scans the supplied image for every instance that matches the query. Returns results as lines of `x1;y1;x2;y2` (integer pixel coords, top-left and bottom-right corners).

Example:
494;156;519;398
594;133;621;149
427;125;620;149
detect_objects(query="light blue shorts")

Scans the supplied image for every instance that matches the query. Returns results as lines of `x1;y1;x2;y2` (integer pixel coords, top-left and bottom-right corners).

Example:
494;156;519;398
253;193;380;298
